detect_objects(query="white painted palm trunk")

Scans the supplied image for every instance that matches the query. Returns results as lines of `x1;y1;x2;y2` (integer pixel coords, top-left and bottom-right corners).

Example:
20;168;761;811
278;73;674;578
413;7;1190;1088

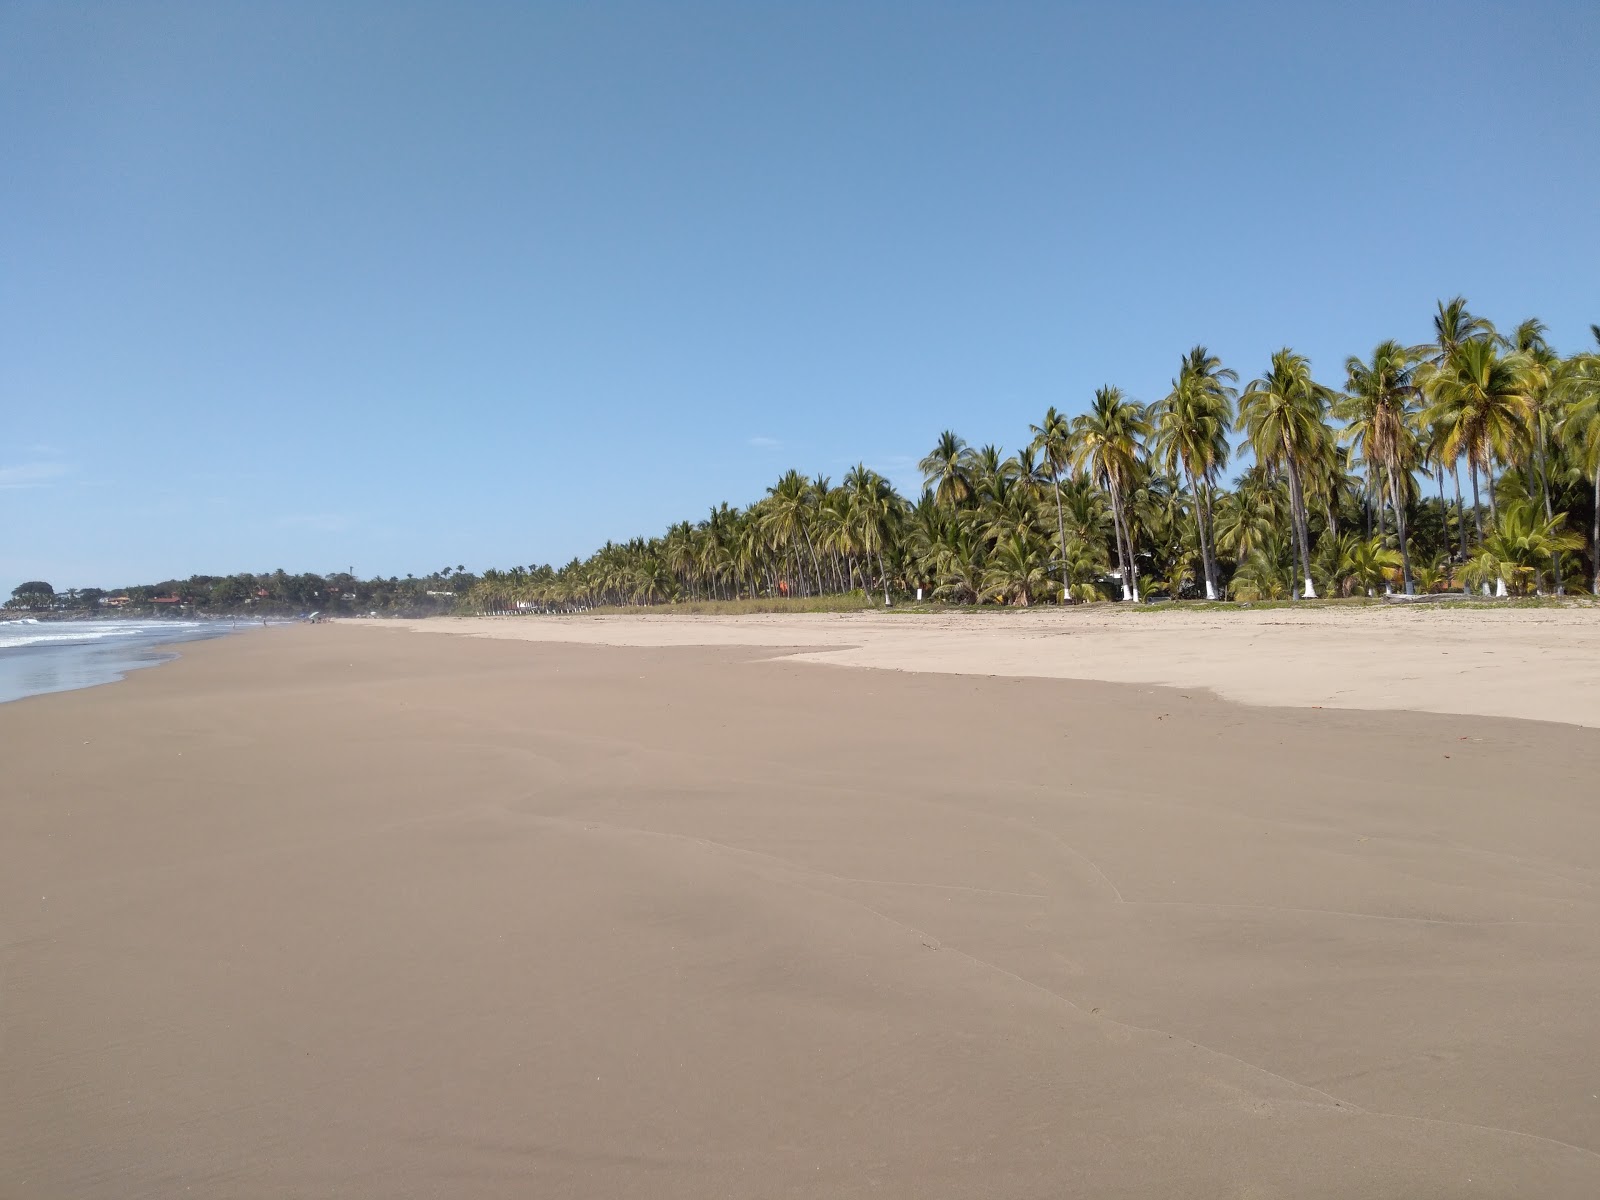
1495;578;1509;598
1204;580;1217;601
1302;578;1317;599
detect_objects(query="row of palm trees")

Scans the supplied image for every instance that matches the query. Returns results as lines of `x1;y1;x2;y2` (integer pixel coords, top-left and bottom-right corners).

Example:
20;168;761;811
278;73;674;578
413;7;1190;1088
469;299;1600;611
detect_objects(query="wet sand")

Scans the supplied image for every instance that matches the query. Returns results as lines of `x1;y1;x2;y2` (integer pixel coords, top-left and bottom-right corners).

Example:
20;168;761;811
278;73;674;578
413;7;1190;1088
4;623;1599;1197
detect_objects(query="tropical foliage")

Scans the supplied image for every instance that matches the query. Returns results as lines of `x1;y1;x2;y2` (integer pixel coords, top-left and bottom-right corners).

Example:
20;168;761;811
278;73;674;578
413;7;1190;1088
20;301;1596;617
450;300;1596;611
4;570;475;617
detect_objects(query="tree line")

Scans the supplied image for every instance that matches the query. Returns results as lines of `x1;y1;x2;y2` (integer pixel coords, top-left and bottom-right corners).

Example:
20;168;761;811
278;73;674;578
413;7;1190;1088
467;298;1600;611
5;569;478;617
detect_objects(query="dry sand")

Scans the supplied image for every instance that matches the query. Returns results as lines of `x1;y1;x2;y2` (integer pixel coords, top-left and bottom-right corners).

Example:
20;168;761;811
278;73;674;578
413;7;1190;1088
368;605;1600;727
4;621;1600;1197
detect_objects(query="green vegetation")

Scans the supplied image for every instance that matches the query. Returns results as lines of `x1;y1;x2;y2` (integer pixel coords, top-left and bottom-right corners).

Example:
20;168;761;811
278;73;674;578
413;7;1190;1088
466;299;1600;612
10;300;1597;620
4;569;476;618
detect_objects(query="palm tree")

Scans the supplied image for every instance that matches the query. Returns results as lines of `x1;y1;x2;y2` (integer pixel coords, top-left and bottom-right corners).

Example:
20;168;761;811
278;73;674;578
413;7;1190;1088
967;445;1007;504
843;464;901;605
764;469;824;596
1337;340;1423;593
930;519;987;603
983;532;1051;606
1557;352;1600;593
1509;319;1565;592
918;431;973;508
1320;533;1403;597
1070;386;1150;601
1463;500;1584;596
1423;297;1497;560
1029;406;1074;602
1423;340;1535;592
1152;346;1236;599
1238;349;1336;599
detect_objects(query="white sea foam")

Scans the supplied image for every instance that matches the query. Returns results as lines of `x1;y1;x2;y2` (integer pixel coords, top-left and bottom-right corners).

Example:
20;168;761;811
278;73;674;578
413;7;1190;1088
0;620;206;650
0;618;229;703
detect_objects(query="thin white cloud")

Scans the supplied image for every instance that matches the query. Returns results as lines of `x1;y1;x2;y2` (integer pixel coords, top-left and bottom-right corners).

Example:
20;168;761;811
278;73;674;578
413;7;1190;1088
0;462;68;489
747;435;781;449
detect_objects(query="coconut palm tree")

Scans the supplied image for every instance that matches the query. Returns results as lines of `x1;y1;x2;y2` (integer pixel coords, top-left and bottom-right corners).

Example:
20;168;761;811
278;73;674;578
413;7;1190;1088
1508;319;1566;592
764;469;824;595
1238;349;1336;599
1320;533;1403;597
1423;339;1535;594
967;445;1008;504
1152;346;1236;599
1070;386;1149;601
930;520;987;603
844;464;901;605
1337;340;1423;593
983;532;1051;606
1029;406;1075;602
1422;297;1497;554
1464;500;1585;596
1557;352;1600;593
919;432;973;508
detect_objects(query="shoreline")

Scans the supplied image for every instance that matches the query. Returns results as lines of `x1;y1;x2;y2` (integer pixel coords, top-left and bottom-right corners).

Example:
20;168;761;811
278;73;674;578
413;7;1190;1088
354;606;1600;727
0;617;248;706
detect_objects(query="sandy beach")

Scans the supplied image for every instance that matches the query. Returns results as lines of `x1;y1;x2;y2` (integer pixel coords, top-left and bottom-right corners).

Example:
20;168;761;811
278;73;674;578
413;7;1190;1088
5;618;1600;1197
372;605;1600;726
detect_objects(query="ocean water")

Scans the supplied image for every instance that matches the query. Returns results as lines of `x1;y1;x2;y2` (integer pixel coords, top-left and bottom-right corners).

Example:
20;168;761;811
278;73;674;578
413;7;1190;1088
0;618;237;704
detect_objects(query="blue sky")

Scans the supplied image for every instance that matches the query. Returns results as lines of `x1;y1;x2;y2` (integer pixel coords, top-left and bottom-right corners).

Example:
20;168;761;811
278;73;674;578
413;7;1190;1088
4;1;1597;592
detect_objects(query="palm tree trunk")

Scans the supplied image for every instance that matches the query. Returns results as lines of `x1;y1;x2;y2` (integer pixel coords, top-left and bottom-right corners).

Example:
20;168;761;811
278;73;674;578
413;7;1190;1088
1389;457;1413;595
1108;477;1136;601
1467;461;1492;596
1483;459;1509;597
1182;464;1210;601
801;528;824;597
1468;462;1484;543
1593;464;1600;597
1284;456;1317;599
1451;461;1469;560
1535;436;1562;594
1198;479;1220;602
1051;473;1069;603
875;547;891;606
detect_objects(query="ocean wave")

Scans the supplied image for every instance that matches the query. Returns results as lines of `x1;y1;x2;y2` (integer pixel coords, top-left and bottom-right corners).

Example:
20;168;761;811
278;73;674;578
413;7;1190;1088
0;621;208;650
